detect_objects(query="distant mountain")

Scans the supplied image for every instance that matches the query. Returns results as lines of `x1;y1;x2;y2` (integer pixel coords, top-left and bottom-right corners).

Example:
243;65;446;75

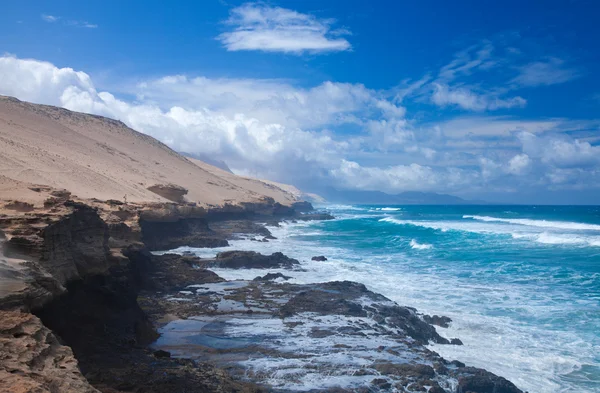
315;188;483;205
180;152;233;173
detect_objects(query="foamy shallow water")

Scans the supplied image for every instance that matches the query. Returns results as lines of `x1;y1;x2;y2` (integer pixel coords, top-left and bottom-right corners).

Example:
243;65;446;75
165;204;600;393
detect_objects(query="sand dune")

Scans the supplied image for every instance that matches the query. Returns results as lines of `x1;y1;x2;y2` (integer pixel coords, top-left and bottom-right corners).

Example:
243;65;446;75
0;96;298;206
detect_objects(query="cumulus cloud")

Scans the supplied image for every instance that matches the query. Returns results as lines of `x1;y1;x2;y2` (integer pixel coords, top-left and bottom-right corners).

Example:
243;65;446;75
0;54;598;199
217;3;351;54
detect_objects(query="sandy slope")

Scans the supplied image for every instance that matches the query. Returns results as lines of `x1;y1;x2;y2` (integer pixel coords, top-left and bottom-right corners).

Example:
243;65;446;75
0;96;298;206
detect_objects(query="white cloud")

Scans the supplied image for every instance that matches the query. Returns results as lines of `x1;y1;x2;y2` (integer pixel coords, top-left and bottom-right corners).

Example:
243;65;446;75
431;83;526;111
507;153;531;175
217;3;351;54
41;14;59;22
0;54;598;199
329;160;474;193
41;14;97;28
511;57;579;87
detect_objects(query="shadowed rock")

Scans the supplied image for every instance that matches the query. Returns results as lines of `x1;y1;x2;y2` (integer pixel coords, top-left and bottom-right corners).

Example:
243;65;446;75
212;251;300;269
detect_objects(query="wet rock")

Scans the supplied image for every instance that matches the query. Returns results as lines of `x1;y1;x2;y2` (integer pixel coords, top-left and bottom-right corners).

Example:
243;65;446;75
213;251;300;269
291;201;314;212
153;349;171;358
295;212;335;221
280;281;368;318
371;378;392;390
450;338;464;345
457;367;522;393
423;314;452;328
451;360;466;368
310;328;336;338
253;272;292;281
373;363;435;379
311;255;328;261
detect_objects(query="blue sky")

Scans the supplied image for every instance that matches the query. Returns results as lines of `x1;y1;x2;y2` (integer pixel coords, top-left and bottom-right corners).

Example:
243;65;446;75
1;0;599;203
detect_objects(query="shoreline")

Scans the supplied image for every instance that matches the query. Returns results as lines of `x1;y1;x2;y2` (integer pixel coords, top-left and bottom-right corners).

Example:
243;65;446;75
0;198;523;393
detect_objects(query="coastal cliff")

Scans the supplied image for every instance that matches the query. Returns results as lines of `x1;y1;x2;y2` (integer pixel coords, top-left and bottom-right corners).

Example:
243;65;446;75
0;97;523;393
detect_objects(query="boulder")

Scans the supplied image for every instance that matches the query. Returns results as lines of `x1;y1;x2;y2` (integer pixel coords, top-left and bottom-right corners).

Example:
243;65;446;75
253;272;292;281
423;314;452;328
311;255;328;261
213;251;300;269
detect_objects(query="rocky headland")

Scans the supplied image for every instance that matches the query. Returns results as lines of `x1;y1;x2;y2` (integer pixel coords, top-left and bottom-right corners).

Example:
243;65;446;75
0;96;524;393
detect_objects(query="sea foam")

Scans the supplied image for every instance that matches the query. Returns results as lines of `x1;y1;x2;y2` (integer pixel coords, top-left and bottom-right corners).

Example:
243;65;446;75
464;215;600;231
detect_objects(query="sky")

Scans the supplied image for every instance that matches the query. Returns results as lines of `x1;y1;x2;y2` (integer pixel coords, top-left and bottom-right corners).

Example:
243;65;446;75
1;0;599;204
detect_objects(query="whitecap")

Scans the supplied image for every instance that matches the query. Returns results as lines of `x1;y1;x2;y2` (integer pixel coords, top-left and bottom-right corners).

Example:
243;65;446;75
464;215;600;231
409;239;433;250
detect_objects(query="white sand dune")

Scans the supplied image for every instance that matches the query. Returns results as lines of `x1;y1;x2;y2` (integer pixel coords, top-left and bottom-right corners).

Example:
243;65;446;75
0;96;298;206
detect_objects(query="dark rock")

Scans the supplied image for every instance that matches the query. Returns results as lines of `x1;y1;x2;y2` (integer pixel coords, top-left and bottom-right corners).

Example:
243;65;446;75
291;201;314;212
457;367;522;393
423;314;452;328
213;251;300;269
311;255;328;261
371;378;392;390
373;363;435;378
450;338;463;345
253;272;292;281
279;281;369;318
153;349;171;358
140;217;229;251
295;212;335;221
310;328;336;338
451;360;466;368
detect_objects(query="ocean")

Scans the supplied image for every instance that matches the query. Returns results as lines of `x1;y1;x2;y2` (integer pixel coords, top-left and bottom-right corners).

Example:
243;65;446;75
172;204;600;393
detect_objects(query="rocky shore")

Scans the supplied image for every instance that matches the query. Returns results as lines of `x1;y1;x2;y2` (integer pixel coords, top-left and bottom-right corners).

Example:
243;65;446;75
0;195;523;393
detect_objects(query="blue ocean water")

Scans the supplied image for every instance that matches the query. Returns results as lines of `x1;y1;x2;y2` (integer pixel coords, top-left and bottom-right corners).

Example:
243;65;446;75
308;204;600;393
175;204;600;392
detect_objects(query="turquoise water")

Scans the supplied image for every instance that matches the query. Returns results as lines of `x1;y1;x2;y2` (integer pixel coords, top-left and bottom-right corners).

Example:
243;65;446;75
175;204;600;392
309;205;600;392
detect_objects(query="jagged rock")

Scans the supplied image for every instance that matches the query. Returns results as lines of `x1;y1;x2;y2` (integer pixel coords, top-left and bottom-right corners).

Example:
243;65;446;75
0;310;99;393
253;272;292;281
423;314;452;328
3;201;34;212
212;251;300;269
457;367;523;393
279;281;449;345
291;201;314;212
451;338;464;345
312;255;328;261
153;349;171;358
295;212;335;221
132;251;225;291
373;363;435;378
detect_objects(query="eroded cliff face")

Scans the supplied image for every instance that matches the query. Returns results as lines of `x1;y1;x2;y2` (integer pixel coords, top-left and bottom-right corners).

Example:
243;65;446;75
0;196;308;393
0;310;100;393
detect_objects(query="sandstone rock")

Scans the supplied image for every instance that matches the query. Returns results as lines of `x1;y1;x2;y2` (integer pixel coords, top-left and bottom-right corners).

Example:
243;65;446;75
147;183;188;203
0;310;99;393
